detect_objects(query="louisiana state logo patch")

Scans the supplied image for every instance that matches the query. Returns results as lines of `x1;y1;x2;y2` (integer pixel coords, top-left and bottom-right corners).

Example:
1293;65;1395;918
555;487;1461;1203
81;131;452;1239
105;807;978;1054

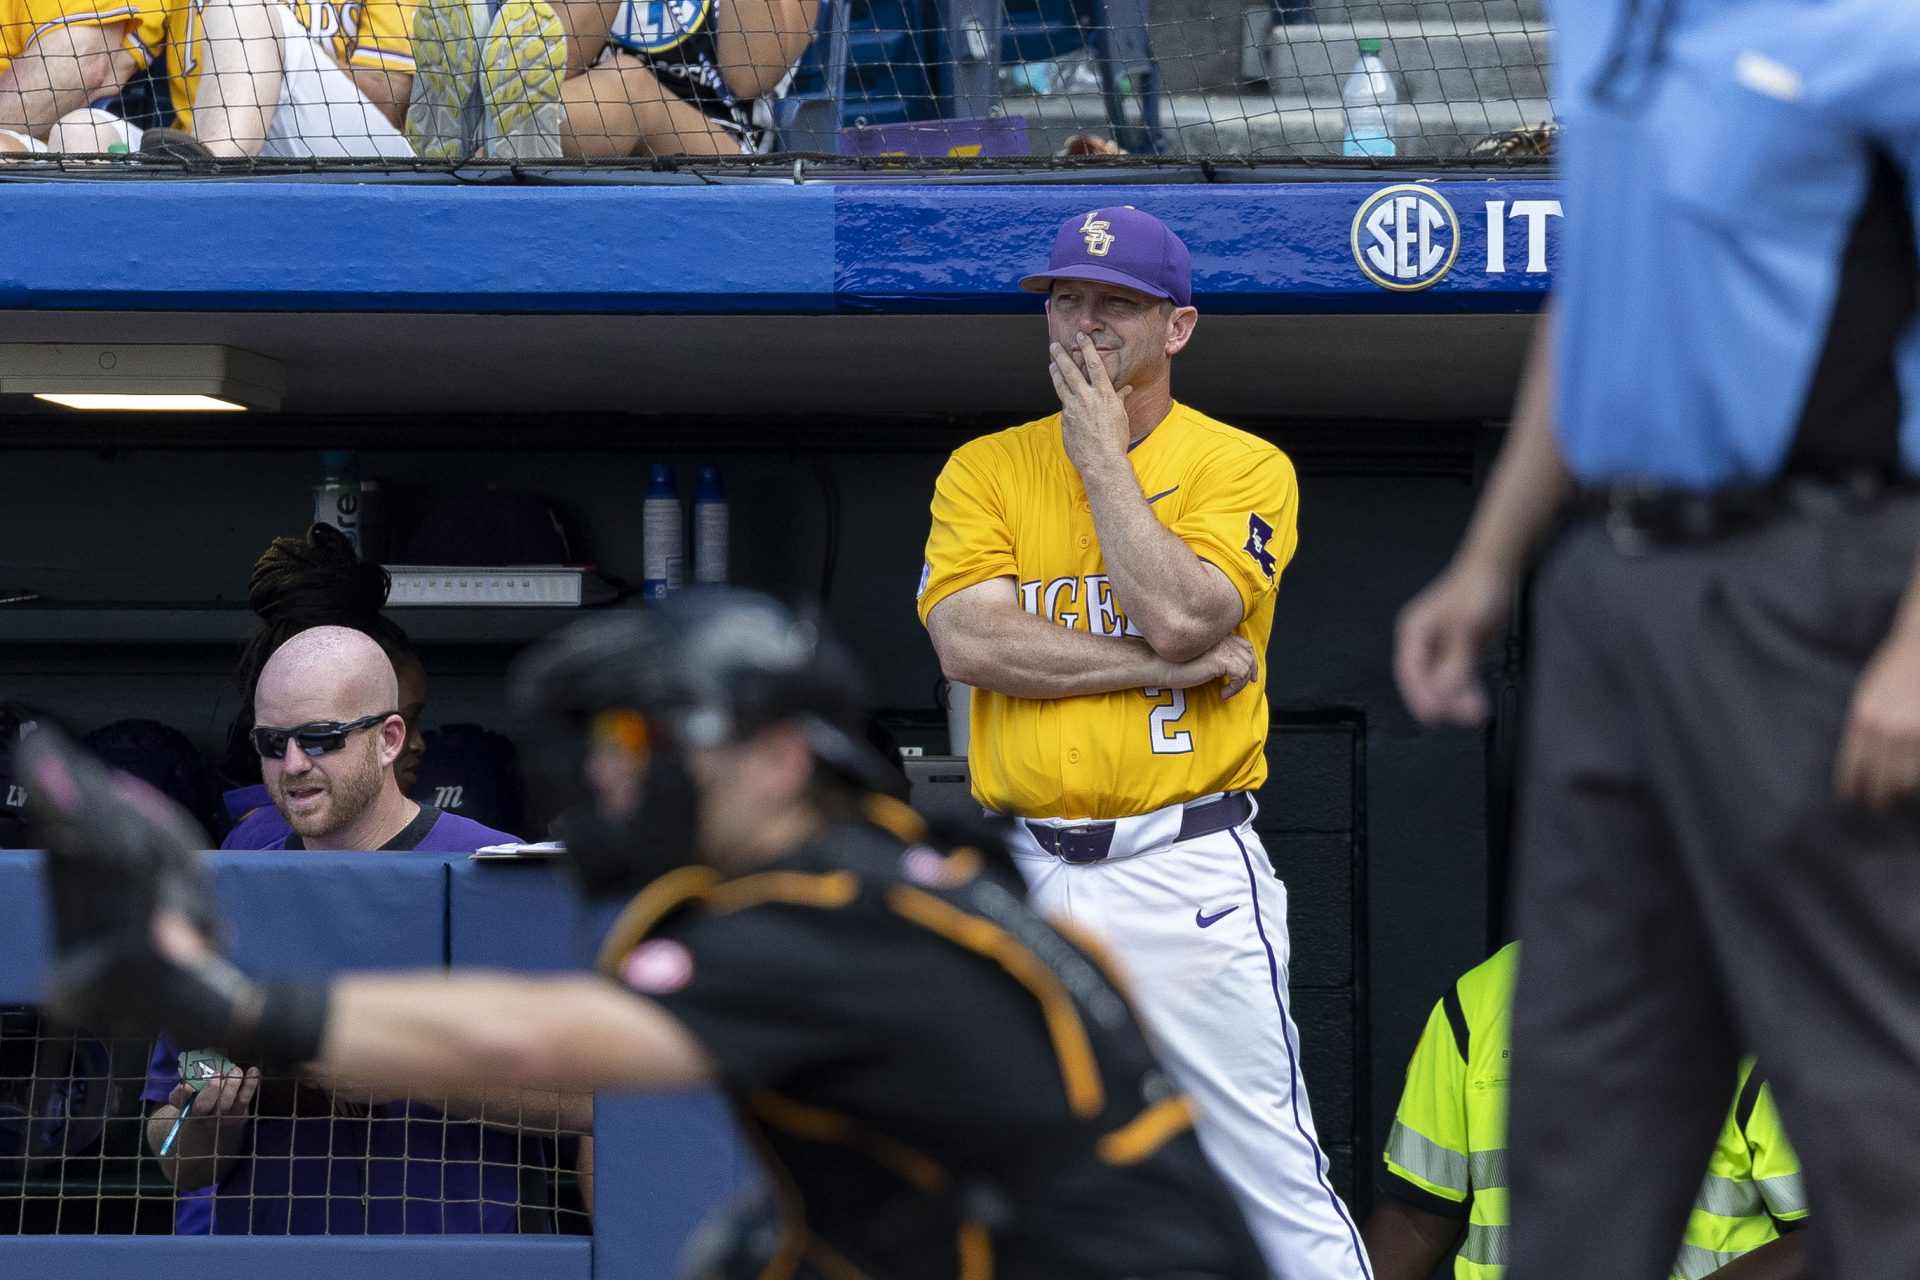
1244;513;1278;579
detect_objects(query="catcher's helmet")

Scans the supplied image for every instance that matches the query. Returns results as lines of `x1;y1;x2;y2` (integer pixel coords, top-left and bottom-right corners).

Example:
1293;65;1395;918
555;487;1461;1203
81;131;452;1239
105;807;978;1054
511;590;897;898
513;589;894;794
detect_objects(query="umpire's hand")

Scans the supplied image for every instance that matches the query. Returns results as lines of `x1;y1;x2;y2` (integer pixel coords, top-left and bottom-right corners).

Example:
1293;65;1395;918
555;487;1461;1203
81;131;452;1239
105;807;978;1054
1836;630;1920;809
1395;556;1514;726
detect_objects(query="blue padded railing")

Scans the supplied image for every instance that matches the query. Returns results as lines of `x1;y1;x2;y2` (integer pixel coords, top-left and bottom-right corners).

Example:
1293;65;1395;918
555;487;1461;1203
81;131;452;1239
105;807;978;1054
0;851;751;1280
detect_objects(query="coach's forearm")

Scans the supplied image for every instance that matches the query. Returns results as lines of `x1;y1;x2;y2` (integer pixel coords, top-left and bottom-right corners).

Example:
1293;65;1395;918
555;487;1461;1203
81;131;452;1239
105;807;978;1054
929;596;1187;698
1079;459;1241;662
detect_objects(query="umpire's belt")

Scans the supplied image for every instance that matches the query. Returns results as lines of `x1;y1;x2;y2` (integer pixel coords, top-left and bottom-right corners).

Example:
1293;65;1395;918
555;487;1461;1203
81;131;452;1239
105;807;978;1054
1572;470;1920;553
1022;792;1253;864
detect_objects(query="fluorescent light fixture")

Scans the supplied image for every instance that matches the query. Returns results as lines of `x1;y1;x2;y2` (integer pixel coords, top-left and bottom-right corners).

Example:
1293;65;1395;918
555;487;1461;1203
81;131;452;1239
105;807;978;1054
33;393;248;412
0;344;282;410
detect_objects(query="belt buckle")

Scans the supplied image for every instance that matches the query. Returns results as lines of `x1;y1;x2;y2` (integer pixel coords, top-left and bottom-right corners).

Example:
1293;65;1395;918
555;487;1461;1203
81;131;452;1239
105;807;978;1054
1604;487;1656;557
1053;824;1111;864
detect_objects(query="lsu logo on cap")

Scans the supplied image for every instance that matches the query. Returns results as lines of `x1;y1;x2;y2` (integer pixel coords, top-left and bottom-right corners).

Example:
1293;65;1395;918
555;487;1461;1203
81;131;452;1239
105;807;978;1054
1351;184;1460;292
1080;211;1115;257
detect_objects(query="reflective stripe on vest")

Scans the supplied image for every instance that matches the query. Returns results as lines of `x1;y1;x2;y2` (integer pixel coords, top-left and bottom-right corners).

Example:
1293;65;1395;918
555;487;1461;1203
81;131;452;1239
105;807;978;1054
1673;1242;1745;1280
1757;1171;1807;1217
1461;1222;1509;1267
1693;1172;1764;1218
1385;1121;1470;1196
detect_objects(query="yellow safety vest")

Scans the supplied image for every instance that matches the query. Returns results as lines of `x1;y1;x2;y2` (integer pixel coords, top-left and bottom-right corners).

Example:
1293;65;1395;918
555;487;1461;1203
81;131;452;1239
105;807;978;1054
1381;943;1808;1280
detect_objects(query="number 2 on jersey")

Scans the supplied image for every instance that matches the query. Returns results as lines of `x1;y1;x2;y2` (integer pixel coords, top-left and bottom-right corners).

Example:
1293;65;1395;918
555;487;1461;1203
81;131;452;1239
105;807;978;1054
1142;688;1194;755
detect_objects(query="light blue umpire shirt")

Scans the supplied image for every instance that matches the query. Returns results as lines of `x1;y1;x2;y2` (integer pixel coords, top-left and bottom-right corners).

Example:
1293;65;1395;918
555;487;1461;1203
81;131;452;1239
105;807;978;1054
1549;0;1920;490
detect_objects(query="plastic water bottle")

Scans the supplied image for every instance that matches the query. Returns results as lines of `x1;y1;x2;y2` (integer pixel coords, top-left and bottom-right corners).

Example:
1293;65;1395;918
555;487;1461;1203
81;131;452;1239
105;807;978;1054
314;450;361;553
1341;37;1397;158
692;465;728;585
642;464;684;601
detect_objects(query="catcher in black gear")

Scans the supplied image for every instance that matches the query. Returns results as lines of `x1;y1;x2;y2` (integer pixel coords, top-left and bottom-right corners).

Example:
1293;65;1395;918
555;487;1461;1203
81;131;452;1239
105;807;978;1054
26;588;1267;1280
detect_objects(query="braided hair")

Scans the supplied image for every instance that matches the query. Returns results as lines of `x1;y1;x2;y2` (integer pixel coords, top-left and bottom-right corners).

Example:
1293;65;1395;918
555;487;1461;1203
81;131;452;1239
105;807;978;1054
222;524;418;784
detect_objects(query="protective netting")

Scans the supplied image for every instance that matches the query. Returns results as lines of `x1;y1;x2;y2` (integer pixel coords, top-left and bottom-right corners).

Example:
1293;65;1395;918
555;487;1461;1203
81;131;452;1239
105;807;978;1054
0;0;1554;166
0;1008;592;1235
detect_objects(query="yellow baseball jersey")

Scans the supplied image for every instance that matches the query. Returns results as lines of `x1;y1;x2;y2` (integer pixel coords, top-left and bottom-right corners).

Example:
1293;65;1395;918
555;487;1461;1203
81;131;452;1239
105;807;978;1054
0;0;151;76
918;401;1299;819
123;0;413;131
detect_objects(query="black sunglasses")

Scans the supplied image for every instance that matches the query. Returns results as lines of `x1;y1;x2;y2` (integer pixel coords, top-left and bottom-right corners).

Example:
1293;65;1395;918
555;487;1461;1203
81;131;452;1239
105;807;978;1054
250;711;397;760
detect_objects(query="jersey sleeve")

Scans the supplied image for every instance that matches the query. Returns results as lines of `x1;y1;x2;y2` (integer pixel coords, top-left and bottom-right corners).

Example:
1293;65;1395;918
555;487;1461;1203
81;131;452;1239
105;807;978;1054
1745;1082;1809;1227
634;907;882;1087
342;0;412;70
4;0;158;67
1167;444;1298;620
917;442;1017;626
1380;991;1473;1217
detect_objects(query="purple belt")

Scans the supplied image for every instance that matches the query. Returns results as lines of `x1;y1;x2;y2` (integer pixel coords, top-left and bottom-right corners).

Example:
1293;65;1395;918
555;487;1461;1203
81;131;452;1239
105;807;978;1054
1023;792;1253;864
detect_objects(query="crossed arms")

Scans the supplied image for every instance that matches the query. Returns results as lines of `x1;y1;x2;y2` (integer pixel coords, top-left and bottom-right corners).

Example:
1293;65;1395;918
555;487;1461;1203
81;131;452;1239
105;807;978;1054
927;336;1259;703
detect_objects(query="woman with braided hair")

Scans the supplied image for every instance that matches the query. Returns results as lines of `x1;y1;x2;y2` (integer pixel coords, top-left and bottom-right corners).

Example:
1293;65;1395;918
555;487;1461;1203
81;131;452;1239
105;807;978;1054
219;524;429;843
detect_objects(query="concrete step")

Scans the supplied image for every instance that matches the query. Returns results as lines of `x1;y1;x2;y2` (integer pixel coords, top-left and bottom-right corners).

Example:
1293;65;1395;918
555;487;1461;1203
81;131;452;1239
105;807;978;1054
1294;0;1546;21
1001;89;1554;158
1242;15;1551;105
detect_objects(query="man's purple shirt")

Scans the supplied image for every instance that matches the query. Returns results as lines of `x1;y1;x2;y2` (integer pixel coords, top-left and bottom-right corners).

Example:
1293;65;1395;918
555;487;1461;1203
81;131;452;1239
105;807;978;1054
145;802;525;1235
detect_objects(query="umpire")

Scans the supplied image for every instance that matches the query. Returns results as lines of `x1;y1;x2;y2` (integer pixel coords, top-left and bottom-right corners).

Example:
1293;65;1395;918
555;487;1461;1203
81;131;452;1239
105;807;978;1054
1396;5;1920;1279
25;589;1265;1280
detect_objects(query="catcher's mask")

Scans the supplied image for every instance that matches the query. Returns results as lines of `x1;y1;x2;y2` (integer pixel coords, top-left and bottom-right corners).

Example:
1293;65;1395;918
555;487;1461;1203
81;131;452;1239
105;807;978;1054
510;589;896;900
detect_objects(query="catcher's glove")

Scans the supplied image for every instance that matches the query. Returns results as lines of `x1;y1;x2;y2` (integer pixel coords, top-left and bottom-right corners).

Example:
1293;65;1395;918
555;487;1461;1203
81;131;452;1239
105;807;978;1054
22;728;328;1064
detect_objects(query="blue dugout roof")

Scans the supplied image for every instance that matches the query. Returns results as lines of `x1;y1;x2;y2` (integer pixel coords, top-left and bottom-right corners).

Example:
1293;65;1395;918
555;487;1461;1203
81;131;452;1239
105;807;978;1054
0;177;1559;315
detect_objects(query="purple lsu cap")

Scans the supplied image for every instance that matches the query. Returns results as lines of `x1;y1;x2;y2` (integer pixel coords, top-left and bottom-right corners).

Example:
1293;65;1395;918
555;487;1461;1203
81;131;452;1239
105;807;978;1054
1019;206;1193;308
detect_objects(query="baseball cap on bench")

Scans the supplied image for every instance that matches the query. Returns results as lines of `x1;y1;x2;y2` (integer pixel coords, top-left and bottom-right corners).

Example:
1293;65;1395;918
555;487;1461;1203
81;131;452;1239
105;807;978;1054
1019;206;1193;308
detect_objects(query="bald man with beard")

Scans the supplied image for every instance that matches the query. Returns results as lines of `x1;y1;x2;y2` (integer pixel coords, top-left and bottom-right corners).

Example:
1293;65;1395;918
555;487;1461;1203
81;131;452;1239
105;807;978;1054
139;626;544;1236
245;626;512;853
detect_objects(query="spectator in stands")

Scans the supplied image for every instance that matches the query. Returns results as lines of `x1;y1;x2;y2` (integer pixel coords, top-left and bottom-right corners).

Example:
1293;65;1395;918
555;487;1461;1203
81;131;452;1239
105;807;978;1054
163;0;417;156
403;0;815;160
3;0;417;156
230;625;493;853
0;0;149;152
222;524;429;844
141;626;585;1234
1362;944;1808;1280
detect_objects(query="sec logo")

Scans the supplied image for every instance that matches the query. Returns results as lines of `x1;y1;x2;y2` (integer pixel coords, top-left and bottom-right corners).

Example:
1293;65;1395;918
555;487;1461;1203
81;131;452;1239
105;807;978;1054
1351;185;1460;292
613;0;711;53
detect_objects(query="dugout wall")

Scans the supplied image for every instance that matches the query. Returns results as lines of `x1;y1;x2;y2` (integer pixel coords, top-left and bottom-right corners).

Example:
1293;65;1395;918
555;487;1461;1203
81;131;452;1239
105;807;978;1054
0;172;1554;1269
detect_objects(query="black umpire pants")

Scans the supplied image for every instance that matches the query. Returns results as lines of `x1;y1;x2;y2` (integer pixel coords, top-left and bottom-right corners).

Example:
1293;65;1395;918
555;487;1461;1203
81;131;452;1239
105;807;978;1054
1509;493;1920;1280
